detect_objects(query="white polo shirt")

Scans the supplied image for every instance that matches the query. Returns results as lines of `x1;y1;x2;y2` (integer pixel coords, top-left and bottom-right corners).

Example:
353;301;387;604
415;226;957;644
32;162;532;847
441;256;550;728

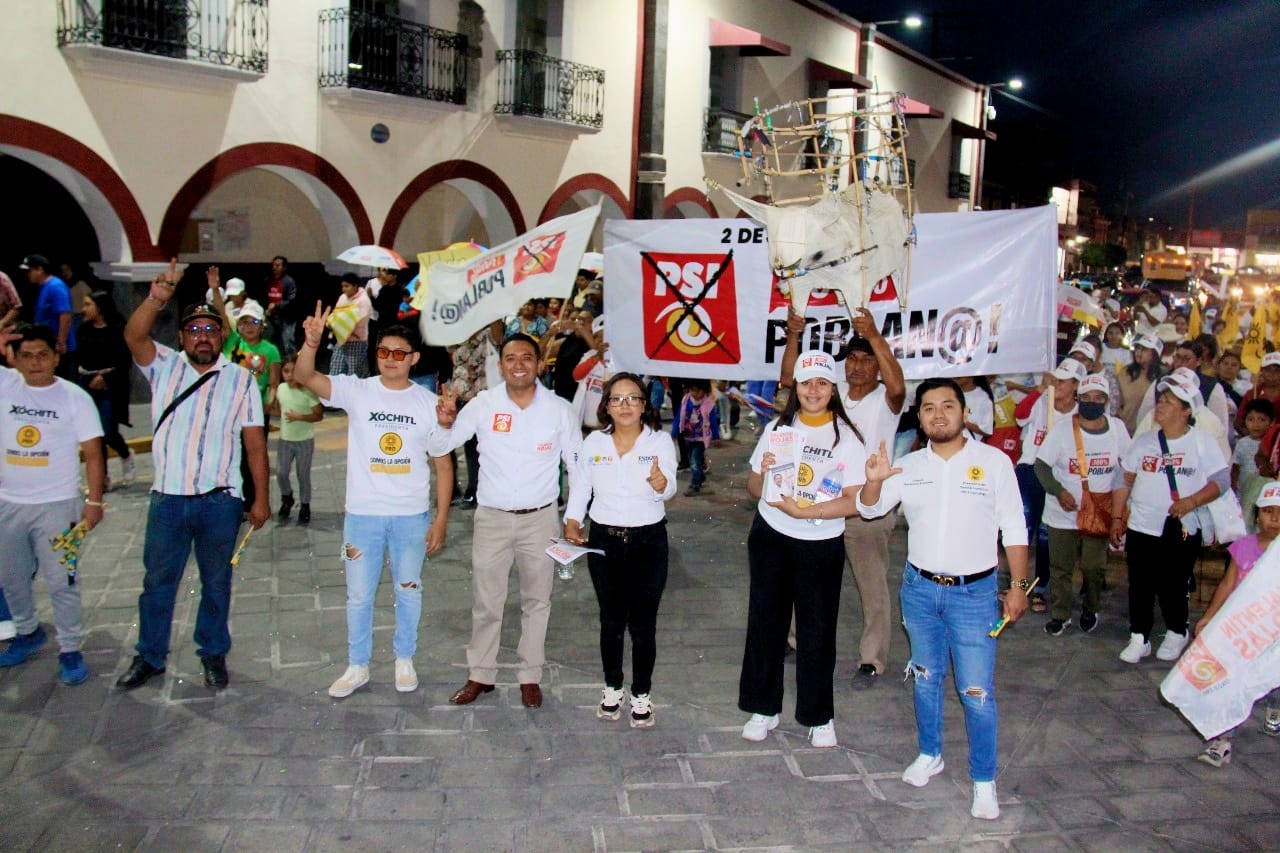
565;427;677;527
429;382;582;511
858;438;1027;575
843;383;902;461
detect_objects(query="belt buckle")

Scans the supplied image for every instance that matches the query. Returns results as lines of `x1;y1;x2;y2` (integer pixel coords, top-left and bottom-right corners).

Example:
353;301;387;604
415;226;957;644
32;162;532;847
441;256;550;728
610;527;630;544
936;575;958;587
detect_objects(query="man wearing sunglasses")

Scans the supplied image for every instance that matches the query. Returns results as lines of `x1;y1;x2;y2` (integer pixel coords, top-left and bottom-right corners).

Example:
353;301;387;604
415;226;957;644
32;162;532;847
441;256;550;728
116;264;269;692
293;303;453;698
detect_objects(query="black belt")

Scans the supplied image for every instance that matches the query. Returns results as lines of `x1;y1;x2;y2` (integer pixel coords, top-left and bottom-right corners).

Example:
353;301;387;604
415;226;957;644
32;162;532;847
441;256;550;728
497;502;555;515
909;563;995;587
600;520;665;544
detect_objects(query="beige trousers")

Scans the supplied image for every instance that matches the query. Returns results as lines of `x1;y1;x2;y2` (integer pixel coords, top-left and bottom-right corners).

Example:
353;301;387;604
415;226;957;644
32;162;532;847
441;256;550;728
843;511;897;674
467;505;560;684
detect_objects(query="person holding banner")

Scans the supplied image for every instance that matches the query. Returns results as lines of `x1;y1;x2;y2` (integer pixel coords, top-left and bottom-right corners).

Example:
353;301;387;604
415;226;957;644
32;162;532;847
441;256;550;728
857;377;1030;821
434;333;584;709
739;350;867;750
562;373;677;727
1192;479;1280;766
1111;372;1229;665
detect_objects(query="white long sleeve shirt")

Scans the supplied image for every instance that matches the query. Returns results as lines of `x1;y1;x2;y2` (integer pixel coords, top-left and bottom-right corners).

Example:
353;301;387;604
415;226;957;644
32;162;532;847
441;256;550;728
858;439;1027;576
565;427;677;526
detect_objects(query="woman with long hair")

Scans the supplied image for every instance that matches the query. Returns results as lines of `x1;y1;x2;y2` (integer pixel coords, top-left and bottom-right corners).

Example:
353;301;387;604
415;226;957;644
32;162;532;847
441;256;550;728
1117;334;1165;435
563;373;677;727
738;350;867;748
77;290;134;486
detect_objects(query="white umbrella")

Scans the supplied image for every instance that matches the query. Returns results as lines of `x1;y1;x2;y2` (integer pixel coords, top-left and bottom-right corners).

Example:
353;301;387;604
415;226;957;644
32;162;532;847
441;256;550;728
337;245;408;269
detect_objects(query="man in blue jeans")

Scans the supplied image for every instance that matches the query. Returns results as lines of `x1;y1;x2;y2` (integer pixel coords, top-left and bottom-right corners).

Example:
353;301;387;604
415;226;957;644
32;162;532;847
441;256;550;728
858;377;1030;820
116;265;269;691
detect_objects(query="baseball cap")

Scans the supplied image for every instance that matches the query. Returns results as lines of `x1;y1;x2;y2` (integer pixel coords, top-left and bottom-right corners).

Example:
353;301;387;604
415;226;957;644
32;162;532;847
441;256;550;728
1262;352;1280;370
1257;481;1280;508
591;314;605;336
1133;333;1163;353
1051;358;1087;382
224;277;246;296
1156;373;1201;412
1078;374;1110;398
181;304;223;326
237;299;265;322
794;350;837;384
19;254;49;270
1069;341;1098;362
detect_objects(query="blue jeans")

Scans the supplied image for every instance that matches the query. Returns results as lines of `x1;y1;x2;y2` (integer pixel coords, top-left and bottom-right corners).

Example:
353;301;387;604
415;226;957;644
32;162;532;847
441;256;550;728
342;512;431;665
900;564;1001;782
1015;463;1051;594
687;442;706;487
138;490;244;667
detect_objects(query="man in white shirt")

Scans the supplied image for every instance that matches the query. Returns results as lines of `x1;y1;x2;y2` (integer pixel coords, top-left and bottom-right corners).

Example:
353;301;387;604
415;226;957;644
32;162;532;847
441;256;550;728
433;333;584;708
1133;289;1168;337
859;377;1030;821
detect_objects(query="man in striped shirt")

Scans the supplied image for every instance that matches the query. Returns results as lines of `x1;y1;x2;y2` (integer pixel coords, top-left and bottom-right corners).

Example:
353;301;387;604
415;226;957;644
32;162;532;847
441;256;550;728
115;267;269;692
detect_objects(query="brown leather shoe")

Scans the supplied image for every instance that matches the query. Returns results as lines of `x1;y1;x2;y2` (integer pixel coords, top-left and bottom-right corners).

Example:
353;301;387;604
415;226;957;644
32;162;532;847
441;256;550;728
448;680;495;705
520;683;543;708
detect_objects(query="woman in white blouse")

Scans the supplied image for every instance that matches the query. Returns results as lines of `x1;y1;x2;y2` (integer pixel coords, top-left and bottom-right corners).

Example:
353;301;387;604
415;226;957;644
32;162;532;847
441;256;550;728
564;373;677;728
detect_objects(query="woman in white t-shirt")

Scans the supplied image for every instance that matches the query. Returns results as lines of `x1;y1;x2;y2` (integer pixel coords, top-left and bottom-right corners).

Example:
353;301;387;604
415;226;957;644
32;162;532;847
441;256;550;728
739;351;867;749
1112;373;1228;666
563;373;677;728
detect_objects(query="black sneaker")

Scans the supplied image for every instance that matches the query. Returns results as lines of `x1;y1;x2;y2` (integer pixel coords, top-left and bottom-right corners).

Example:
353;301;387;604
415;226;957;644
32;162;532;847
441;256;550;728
1079;611;1098;633
297;504;311;525
1044;619;1070;637
277;496;294;521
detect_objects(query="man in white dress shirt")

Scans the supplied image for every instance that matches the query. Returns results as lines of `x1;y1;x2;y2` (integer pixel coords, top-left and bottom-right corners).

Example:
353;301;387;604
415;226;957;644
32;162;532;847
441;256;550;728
858;377;1030;821
433;333;583;708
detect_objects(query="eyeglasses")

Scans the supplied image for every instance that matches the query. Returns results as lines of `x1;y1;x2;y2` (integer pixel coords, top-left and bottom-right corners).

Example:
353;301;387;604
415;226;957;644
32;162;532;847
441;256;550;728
376;346;413;362
607;395;645;406
184;324;220;336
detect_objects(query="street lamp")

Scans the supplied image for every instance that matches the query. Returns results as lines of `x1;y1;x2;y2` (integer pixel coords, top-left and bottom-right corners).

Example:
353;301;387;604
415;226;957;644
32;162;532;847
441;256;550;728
972;77;1024;210
858;14;924;81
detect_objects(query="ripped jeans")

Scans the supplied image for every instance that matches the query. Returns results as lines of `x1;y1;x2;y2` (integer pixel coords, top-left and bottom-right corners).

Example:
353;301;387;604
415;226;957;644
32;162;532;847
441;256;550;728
900;564;1000;782
342;512;431;666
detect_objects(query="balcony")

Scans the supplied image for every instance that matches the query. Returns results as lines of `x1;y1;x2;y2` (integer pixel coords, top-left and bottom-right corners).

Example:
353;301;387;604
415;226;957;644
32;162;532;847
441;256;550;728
703;106;752;154
495;50;604;130
318;8;467;106
948;170;972;199
56;0;268;78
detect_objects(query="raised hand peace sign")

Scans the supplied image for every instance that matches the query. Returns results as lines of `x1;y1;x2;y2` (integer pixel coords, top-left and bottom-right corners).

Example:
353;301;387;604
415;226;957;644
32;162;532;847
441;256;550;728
302;300;331;348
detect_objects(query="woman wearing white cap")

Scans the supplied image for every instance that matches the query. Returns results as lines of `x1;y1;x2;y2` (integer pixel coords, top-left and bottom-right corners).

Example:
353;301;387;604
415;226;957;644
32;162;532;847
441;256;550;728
1117;334;1165;435
1111;372;1229;664
739;350;867;748
1193;479;1280;766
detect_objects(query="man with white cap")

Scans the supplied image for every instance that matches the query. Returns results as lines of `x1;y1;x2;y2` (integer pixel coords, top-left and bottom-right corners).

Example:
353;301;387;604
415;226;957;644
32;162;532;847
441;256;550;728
1034;373;1131;635
1112;370;1228;664
1015;357;1085;610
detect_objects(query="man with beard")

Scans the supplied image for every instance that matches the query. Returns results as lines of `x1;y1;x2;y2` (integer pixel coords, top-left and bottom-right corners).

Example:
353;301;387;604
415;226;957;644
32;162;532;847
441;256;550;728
857;377;1029;821
115;267;269;691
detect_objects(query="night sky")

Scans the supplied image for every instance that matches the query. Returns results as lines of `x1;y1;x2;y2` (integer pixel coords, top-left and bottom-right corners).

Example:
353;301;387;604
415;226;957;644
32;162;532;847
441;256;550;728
831;0;1280;230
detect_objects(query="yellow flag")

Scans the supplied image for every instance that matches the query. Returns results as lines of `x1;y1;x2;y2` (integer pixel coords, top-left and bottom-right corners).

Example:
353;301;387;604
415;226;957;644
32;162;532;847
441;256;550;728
326;304;362;345
1188;298;1203;339
1242;306;1265;372
1217;298;1240;351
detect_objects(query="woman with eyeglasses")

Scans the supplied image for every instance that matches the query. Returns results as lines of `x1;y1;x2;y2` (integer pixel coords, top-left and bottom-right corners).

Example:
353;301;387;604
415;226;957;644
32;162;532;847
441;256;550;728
563;373;677;728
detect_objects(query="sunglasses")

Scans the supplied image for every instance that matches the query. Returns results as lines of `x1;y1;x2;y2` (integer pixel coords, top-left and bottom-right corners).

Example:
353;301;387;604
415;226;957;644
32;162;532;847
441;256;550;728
184;324;220;336
376;346;413;362
607;395;645;406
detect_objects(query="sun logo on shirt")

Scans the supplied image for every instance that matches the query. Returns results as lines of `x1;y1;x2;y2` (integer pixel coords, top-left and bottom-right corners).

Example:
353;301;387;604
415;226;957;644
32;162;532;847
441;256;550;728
796;463;814;487
379;433;403;455
16;426;40;448
967;465;985;482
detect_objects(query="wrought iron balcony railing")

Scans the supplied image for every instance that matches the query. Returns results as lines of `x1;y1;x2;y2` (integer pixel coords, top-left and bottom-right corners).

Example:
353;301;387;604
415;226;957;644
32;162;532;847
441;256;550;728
948;170;972;199
703;106;752;154
57;0;268;73
318;8;467;104
495;50;604;129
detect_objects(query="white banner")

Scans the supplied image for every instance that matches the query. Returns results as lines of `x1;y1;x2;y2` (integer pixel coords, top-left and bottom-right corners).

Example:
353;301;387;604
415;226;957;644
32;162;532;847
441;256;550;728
420;203;602;346
603;206;1058;380
1161;542;1280;739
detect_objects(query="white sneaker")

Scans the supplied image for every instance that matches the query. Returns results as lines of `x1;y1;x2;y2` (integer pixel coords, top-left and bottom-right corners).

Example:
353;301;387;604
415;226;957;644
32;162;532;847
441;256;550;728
741;713;779;742
971;781;1000;819
1119;633;1152;664
0;620;15;641
328;664;370;698
808;719;837;748
1155;630;1189;661
901;753;945;787
120;455;136;486
598;685;625;721
394;658;418;692
629;692;655;729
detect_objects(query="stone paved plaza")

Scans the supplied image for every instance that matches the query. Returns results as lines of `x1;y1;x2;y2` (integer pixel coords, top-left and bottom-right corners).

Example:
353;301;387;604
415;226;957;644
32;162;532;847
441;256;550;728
2;410;1279;852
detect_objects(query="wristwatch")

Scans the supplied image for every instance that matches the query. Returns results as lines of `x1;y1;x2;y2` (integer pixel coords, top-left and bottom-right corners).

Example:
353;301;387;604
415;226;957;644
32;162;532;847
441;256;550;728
1010;578;1035;593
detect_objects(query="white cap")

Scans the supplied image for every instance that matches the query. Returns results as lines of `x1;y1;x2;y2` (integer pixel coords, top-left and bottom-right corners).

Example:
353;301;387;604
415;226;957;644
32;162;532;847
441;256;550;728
794;350;838;384
1051;358;1087;383
1156;373;1201;413
1134;333;1163;353
225;277;246;296
1262;352;1280;370
591;314;605;336
1155;322;1182;343
237;298;265;322
1258;481;1280;508
1078;374;1110;399
1069;340;1098;362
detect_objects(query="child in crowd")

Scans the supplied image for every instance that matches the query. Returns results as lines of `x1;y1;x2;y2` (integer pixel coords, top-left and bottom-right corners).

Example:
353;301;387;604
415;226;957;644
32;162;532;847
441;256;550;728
274;356;323;524
1232;399;1273;493
673;379;718;496
1195;481;1280;767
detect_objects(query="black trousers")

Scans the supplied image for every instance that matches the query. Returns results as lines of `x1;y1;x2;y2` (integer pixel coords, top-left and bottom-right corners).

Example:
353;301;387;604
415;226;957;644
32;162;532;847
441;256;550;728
587;520;668;696
1125;520;1199;639
738;513;844;727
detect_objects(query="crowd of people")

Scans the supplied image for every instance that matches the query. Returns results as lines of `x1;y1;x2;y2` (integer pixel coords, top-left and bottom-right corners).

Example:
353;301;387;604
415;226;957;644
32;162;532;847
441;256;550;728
3;260;1280;822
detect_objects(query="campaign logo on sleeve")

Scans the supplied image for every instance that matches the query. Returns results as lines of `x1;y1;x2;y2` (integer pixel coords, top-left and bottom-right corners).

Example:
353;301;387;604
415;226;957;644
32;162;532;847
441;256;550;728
492;413;513;433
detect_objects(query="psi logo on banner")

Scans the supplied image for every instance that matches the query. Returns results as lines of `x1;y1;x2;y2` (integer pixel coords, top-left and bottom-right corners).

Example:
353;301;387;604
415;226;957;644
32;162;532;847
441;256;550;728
641;252;741;364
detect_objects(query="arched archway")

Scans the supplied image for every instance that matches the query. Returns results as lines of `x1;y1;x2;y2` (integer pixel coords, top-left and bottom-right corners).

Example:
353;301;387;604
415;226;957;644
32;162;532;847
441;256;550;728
539;173;631;225
380;161;524;253
158;143;373;258
663;187;717;219
0;115;159;263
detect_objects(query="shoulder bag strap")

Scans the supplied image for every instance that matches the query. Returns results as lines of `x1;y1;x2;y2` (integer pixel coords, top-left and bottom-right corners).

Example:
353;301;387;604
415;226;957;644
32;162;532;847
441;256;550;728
155;370;219;434
1156;429;1180;501
1071;415;1090;493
